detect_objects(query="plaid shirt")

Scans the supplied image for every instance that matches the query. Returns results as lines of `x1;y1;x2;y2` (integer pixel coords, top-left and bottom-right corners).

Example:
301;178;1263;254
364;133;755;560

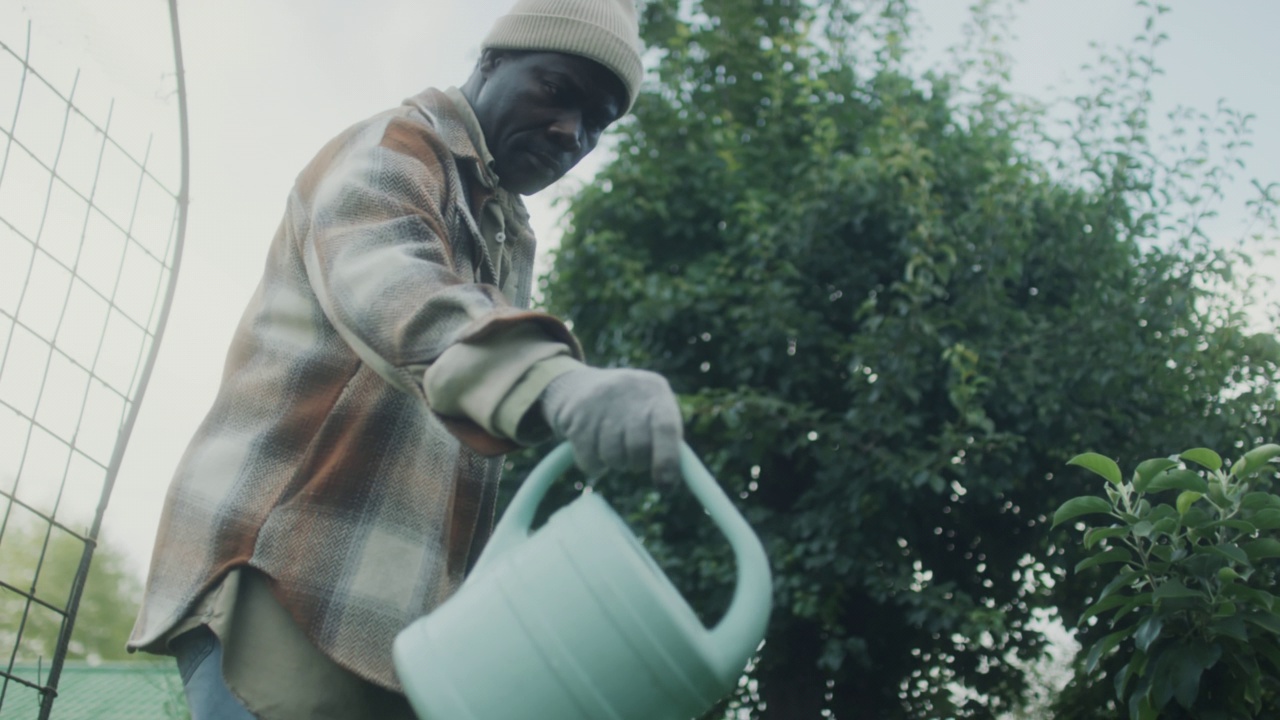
129;87;580;689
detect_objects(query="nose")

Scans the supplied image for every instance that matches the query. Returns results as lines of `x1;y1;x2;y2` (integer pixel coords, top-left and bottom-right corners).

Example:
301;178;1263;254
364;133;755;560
548;110;584;153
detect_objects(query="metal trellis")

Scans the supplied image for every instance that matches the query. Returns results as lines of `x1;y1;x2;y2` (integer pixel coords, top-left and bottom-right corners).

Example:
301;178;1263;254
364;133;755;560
0;0;188;716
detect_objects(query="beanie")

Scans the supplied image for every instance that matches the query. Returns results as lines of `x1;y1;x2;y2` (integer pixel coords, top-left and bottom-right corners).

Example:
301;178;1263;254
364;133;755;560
482;0;644;112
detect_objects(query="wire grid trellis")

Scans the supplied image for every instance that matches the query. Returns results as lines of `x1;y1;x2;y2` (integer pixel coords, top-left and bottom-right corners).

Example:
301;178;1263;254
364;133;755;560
0;2;188;717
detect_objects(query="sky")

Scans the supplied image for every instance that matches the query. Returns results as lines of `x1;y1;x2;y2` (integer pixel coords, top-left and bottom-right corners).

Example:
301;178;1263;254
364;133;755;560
0;0;1276;581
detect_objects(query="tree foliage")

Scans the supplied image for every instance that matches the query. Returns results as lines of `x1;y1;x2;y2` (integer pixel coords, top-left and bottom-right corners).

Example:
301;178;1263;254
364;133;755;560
509;0;1279;717
0;516;143;665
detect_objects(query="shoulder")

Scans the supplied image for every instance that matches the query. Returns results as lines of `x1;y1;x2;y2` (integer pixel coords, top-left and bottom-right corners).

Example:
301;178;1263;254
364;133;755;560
298;103;454;202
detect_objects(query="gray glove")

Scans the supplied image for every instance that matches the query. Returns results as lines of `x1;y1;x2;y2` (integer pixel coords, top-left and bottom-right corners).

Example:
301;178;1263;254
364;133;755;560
539;366;683;485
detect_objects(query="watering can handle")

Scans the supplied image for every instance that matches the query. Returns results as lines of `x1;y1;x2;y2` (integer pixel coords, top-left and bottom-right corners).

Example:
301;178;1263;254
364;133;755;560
477;441;772;685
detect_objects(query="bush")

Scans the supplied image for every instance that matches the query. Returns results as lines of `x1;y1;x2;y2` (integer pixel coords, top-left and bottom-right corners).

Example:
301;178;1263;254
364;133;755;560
1054;444;1280;719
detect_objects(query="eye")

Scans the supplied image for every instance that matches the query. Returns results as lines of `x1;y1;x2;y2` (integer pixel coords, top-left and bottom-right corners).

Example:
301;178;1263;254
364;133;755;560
542;81;561;98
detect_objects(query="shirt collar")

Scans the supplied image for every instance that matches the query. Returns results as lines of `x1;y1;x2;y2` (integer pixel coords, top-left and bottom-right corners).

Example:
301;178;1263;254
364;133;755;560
443;86;500;190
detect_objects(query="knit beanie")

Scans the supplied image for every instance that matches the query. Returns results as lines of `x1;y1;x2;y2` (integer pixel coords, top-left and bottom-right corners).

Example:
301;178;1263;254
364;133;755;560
482;0;644;112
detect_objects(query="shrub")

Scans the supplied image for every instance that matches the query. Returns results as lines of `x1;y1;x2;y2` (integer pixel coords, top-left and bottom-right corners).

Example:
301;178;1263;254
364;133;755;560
1054;444;1280;719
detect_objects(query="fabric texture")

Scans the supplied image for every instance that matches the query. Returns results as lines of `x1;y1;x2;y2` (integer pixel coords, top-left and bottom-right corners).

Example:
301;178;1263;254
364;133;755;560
129;86;583;691
425;323;580;443
223;568;418;720
482;0;644;111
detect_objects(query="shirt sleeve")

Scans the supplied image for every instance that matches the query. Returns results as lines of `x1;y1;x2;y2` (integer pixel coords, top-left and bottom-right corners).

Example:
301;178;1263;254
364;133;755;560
299;115;581;453
424;323;583;444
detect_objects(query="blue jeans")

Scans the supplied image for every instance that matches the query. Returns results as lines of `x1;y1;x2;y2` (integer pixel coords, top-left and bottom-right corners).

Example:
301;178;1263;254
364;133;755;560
172;626;257;720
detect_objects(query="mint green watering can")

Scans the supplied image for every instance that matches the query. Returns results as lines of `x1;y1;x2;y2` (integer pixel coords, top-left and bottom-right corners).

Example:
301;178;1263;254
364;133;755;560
393;442;772;720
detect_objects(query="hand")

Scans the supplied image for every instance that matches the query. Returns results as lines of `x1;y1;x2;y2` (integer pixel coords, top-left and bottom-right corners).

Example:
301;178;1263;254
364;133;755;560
539;366;683;485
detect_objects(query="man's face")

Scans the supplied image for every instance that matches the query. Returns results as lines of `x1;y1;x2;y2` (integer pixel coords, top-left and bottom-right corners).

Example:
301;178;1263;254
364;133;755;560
470;51;627;195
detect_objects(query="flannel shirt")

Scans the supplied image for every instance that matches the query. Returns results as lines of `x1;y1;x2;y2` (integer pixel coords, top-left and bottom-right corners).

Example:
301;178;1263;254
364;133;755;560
129;87;583;690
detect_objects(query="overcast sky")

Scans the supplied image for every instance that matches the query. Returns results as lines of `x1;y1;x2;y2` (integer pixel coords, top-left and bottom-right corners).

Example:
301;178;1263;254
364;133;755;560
2;0;1277;579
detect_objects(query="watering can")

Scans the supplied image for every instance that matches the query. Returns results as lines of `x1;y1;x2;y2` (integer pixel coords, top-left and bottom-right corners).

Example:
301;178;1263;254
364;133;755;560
393;441;772;720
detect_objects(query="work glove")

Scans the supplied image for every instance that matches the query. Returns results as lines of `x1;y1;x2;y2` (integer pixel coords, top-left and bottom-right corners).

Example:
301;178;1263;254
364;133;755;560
539;366;684;485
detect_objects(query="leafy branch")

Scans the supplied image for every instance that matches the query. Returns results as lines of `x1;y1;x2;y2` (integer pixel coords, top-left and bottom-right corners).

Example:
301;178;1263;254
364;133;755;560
1054;444;1280;719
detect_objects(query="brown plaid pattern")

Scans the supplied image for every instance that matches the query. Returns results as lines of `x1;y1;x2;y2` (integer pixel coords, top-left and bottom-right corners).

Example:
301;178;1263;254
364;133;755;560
129;88;577;689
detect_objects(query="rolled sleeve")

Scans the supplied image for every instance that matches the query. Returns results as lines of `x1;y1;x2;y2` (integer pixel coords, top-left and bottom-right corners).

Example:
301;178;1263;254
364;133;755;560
424;324;581;444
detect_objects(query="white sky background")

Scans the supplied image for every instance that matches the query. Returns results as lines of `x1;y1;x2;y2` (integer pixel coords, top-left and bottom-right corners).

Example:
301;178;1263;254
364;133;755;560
0;0;1276;580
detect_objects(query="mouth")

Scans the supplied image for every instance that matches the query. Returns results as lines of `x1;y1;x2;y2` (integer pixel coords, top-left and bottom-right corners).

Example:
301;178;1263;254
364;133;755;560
524;149;563;176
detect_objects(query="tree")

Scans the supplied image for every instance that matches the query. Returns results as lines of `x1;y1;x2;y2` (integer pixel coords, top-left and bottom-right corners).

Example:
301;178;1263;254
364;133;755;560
0;514;144;664
507;0;1279;717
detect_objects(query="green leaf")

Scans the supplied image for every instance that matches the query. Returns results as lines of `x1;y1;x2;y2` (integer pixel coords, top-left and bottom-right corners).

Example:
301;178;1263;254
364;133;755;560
1180;447;1222;471
1147;469;1208;494
1211;615;1249;643
1085;525;1131;550
1069;452;1123;486
1115;653;1147;701
1239;489;1280;507
1206;543;1250;567
1176;490;1202;515
1053;496;1115;529
1153;580;1204;602
1244;538;1280;561
1149;516;1179;537
1207;480;1228;507
1241;492;1280;511
1134;615;1163;653
1081;591;1137;625
1182;506;1213;528
1223;584;1276;612
1085;627;1133;674
1250;508;1280;530
1236;444;1280;476
1243;612;1280;635
1129;689;1159;720
1134;457;1179;491
1076;548;1133;573
1218;567;1240;582
1171;642;1222;710
1099;568;1142;600
1257;639;1280;673
1110;593;1154;626
1228;652;1263;707
1144;560;1171;575
1204;518;1257;534
1183;553;1226;581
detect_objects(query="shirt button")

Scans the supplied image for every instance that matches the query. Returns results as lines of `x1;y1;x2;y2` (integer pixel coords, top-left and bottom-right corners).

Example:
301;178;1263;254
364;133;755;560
495;232;506;243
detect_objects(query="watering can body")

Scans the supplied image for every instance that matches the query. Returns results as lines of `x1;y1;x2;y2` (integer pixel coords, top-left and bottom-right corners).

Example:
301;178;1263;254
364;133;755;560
393;443;772;720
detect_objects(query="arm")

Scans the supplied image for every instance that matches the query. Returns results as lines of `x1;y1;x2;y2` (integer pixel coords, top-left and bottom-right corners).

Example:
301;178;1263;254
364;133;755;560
300;116;580;451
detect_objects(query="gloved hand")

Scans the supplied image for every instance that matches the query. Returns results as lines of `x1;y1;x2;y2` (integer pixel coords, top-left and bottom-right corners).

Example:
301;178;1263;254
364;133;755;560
539;366;683;485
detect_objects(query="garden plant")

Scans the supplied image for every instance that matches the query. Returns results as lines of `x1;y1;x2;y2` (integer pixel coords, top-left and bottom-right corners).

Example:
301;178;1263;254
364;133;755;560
1054;444;1280;719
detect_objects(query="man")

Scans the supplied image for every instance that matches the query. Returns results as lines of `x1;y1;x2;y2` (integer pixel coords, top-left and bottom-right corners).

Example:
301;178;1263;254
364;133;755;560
129;1;680;717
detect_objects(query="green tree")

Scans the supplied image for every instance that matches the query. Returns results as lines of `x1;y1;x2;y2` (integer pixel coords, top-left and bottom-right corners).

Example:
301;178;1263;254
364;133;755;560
0;515;143;664
508;0;1278;717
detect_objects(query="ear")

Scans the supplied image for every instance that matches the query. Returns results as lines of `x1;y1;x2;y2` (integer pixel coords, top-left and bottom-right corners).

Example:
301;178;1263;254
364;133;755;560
478;49;504;78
